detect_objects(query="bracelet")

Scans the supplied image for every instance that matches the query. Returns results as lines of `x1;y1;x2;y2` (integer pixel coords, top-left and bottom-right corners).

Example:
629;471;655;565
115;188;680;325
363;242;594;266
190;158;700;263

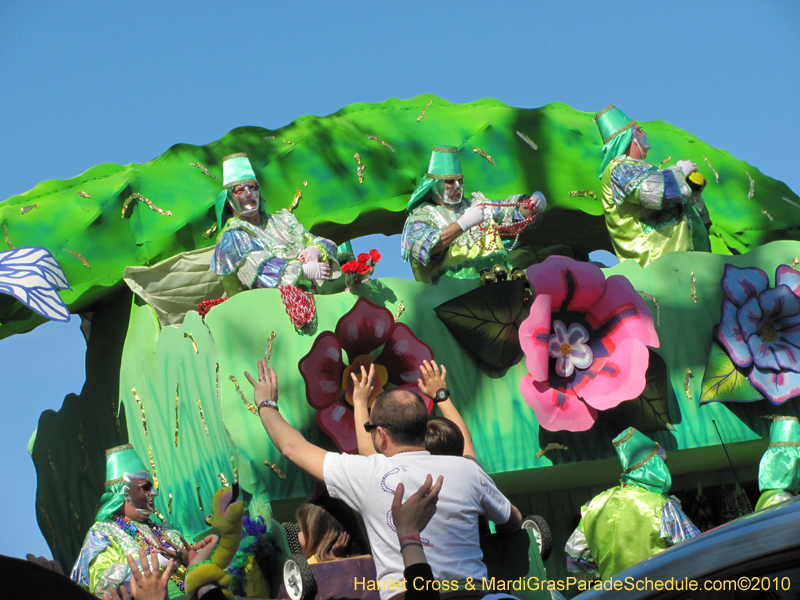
398;534;421;543
400;541;424;550
258;399;279;412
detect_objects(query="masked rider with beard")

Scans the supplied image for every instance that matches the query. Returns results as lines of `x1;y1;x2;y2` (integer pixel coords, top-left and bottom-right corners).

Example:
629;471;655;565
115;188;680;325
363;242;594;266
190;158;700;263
211;153;340;296
401;145;546;284
71;445;191;598
595;105;711;268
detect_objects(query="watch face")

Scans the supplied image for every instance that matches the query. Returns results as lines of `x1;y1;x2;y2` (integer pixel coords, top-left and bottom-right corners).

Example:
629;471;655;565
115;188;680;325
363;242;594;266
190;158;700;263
435;389;449;402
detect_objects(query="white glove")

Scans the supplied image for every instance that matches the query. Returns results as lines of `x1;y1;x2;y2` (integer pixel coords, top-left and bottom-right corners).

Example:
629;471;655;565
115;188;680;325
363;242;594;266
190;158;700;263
456;205;489;231
299;246;321;263
676;160;698;177
302;261;330;281
528;192;547;213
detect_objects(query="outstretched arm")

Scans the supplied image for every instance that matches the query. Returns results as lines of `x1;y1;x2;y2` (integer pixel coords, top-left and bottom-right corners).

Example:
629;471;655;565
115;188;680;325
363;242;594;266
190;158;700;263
245;360;328;481
417;360;477;460
352;364;377;457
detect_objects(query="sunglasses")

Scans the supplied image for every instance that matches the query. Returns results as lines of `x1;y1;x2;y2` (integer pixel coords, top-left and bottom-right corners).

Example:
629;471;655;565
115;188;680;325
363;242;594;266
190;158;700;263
138;481;154;493
363;422;392;432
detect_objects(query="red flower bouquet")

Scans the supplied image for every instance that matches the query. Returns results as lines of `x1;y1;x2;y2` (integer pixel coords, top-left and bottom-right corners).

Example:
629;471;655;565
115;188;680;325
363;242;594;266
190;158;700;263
344;248;381;289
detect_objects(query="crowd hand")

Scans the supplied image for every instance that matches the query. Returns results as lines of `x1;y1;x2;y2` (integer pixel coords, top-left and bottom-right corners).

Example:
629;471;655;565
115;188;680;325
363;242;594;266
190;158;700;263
188;534;219;567
528;191;547;213
676;160;698;177
299;246;321;264
103;548;173;600
26;554;62;574
455;205;488;232
416;360;447;398
302;260;331;281
244;359;278;405
156;535;191;567
391;474;444;538
351;364;376;406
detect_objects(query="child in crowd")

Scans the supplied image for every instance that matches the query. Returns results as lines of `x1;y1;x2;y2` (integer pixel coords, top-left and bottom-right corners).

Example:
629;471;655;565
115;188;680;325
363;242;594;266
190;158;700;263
296;493;369;564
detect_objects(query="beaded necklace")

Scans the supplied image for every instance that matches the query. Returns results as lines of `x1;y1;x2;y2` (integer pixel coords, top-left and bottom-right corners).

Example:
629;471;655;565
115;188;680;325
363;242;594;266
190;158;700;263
114;516;186;591
472;197;539;252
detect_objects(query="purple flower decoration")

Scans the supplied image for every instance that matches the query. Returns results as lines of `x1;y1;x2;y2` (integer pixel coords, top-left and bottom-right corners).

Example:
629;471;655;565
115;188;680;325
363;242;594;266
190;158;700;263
548;320;593;377
716;264;800;404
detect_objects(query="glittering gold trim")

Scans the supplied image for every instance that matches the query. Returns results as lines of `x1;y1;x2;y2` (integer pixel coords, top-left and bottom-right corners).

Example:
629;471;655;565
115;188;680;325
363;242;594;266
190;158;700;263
174;383;180;447
594;105;616;122
660;156;672;168
282;139;295;146
515;131;538;150
229;375;258;414
417;100;433;122
203;223;218;239
196;483;204;511
762;210;774;222
20;204;40;214
535;443;568;458
105;477;123;487
612;428;635;447
265;331;276;364
792;258;800;269
775;416;799;423
131;389;148;436
38;501;57;548
432;146;457;153
231;456;239;481
113;399;122;438
264;460;287;479
3;223;13;249
394;301;405;323
105;444;134;456
223;177;258;191
196;399;209;435
69;499;81;529
121;193;173;218
67;249;90;268
168;493;173;513
684;369;694;400
184;332;199;354
223;153;248;161
703;156;719;183
569;190;598;200
46;446;58;482
78;191;92;198
638;291;661;327
154;509;166;522
603;121;635;144
289;181;307;212
354;153;365;184
426;172;463;181
472;147;496;167
690;272;697;304
189;161;218;179
215;363;220;398
262;135;275;140
768;441;800;449
366;135;396;153
79;421;89;472
624;444;661;473
218;473;230;487
746;171;755;199
148;444;159;488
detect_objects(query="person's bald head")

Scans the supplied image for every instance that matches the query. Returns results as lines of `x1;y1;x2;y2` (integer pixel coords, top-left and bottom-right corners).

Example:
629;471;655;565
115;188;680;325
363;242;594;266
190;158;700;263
369;389;428;447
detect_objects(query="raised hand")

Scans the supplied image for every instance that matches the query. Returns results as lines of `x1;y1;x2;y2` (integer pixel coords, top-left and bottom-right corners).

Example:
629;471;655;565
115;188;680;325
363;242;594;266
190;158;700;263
417;360;447;397
299;246;322;264
351;364;376;406
244;359;279;405
391;474;444;538
456;205;488;232
189;534;219;566
123;548;173;600
302;261;331;281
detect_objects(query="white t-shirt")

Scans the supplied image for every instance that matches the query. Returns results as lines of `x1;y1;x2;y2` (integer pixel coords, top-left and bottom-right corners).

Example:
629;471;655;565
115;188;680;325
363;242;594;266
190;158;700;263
323;451;511;599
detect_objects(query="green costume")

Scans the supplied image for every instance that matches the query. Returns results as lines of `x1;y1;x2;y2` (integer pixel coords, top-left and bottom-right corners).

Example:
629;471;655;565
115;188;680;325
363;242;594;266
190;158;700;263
565;428;699;580
71;445;185;598
400;146;541;284
595;105;710;268
755;416;800;511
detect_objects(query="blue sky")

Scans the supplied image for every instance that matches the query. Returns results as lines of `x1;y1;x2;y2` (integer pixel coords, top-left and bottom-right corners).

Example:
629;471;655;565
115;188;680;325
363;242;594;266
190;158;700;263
1;1;798;560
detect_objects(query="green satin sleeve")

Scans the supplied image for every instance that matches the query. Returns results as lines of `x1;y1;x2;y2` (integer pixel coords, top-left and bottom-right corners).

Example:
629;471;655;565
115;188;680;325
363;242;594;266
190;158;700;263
755;489;794;512
582;486;668;580
89;539;129;598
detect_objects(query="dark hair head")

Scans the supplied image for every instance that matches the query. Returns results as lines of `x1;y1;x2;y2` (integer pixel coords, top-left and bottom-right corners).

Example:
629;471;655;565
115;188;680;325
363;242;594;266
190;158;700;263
369;389;428;446
426;417;464;456
296;496;368;562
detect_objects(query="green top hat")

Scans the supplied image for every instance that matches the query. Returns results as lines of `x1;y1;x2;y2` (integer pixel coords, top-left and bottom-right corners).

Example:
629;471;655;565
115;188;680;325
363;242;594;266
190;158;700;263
406;146;464;212
215;153;264;230
758;417;800;492
613;427;671;494
95;444;150;522
595;105;636;176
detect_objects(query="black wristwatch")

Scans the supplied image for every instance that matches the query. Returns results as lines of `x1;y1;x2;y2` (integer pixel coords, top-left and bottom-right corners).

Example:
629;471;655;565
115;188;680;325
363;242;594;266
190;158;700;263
433;388;450;403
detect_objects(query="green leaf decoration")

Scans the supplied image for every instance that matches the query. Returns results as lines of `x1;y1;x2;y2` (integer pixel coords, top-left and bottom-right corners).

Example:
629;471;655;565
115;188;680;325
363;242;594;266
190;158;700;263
434;279;528;369
699;339;762;404
599;350;674;433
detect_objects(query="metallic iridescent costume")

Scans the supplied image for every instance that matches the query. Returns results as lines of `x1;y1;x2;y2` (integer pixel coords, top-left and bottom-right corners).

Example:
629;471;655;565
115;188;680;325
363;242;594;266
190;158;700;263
565;428;699;580
595;106;710;268
71;445;185;598
401;146;542;284
755;416;800;511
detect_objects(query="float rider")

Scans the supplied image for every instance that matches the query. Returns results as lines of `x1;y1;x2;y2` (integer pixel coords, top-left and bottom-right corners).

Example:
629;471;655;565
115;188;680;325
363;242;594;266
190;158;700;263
211;152;340;296
754;416;800;511
71;445;189;598
595;105;711;268
400;145;546;284
565;428;700;580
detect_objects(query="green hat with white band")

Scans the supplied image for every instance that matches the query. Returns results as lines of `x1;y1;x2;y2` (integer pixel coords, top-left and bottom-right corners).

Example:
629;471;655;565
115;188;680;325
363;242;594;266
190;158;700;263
595;105;636;176
95;444;150;522
406;146;463;212
215;153;262;230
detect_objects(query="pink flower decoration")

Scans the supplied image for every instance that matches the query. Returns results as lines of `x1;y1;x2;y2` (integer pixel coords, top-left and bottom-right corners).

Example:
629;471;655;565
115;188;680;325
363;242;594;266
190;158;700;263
299;297;434;452
518;256;659;432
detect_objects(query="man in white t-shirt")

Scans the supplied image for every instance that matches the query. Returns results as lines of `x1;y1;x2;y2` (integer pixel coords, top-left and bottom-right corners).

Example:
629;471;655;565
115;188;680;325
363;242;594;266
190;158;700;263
245;359;522;599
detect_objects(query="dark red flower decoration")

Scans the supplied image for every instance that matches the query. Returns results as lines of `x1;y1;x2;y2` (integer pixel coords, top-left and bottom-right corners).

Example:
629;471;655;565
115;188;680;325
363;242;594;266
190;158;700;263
298;297;434;453
370;249;382;262
342;260;359;274
357;253;371;264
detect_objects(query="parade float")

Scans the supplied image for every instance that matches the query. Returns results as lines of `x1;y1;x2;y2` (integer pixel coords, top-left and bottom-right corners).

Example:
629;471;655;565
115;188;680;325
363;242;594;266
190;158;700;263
3;95;800;593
